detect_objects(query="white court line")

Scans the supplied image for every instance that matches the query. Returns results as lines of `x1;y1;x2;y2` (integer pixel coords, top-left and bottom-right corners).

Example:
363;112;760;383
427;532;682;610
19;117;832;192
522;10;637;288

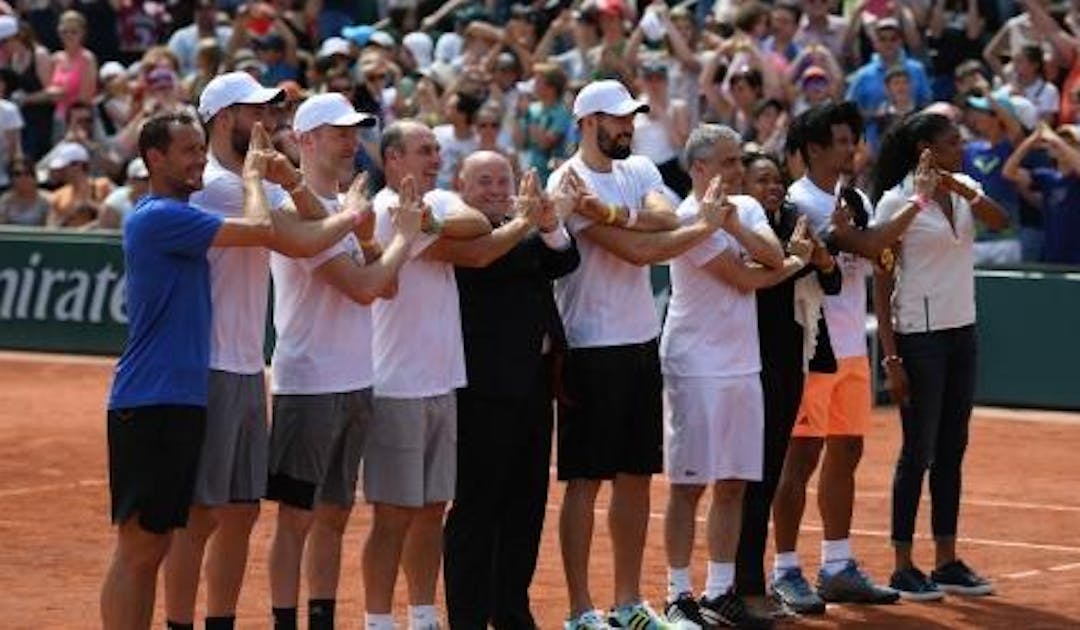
806;488;1080;514
1048;562;1080;572
1001;570;1043;580
0;479;105;498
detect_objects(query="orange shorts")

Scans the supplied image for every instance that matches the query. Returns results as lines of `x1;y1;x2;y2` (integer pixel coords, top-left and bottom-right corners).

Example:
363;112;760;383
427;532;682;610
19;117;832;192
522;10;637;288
791;356;872;438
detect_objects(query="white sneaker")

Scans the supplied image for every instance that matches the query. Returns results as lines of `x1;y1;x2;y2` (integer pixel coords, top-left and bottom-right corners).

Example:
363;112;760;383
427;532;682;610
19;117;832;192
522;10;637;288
565;609;613;630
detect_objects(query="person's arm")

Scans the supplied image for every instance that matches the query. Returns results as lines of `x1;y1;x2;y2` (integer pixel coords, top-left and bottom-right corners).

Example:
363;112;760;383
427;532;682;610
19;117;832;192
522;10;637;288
1042;126;1080;174
1021;0;1078;64
78;51;97;105
274;15;300;68
660;6;701;71
831;199;921;259
667;101;691;152
424;200;494;238
873;265;909;404
212;171;276;247
965;0;986;42
938;170;1009;229
982;23;1009;78
579;217;721;265
724;207;785;269
317;221;421;304
701;248;810;293
1002;130;1039;190
927;0;947;39
563;165;681;232
423;214;533;267
534;9;571;61
420;0;471;32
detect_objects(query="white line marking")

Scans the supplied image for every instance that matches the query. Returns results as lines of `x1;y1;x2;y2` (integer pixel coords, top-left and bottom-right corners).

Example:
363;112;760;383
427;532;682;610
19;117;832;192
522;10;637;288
806;488;1080;514
1047;562;1080;572
1001;570;1042;579
0;479;105;498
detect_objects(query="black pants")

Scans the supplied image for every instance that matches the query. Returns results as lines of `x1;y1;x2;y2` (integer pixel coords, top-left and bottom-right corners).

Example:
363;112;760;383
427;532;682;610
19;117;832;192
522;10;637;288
735;361;805;596
892;325;977;544
443;368;553;630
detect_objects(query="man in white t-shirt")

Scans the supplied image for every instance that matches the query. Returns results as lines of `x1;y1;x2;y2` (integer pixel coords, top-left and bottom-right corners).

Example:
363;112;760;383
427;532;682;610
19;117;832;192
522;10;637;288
364;120;535;630
432;90;480;189
771;102;914;614
545;80;774;630
163;72;363;630
661;125;807;628
266;94;422;630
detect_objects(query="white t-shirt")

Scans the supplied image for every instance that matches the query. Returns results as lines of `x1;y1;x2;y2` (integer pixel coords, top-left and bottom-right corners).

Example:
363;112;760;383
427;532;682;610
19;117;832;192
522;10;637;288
190;154;289;375
433;124;478;190
660;194;769;377
873;174;980;334
1023;79;1060;118
0;99;25;188
787;176;872;359
370;186;467;398
269;194;374;394
546;154;665;348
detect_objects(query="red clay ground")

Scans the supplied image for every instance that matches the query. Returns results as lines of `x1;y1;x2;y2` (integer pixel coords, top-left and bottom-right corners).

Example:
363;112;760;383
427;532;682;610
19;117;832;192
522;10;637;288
1;353;1078;629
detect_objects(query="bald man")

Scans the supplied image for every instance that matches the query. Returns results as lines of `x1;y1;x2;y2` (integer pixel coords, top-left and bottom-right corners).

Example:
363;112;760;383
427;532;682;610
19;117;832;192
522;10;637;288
443;152;580;629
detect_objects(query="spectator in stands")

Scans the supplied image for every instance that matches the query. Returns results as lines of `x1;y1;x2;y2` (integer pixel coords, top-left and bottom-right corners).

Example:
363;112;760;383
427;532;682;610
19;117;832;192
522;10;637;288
252;32;300;87
3;17;54;161
0;65;23;189
433;88;481;189
168;0;232;78
44;140;112;228
1005;45;1060;124
631;60;691;196
95;62;130;138
846;18;932;123
98;157;149;229
764;1;803;63
1004;124;1080;264
0;158;47;225
794;0;850;64
48;11;97;143
925;0;992;102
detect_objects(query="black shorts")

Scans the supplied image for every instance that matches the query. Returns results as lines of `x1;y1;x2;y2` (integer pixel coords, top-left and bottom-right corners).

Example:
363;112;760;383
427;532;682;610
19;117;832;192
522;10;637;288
107;405;207;534
557;339;663;480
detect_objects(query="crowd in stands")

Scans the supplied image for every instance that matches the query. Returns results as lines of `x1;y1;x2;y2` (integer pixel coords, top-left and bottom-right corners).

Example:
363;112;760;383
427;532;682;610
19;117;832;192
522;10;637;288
0;0;1076;264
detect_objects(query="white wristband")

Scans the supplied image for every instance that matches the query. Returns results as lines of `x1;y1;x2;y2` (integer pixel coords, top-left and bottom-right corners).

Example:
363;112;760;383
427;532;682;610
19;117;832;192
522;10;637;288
540;223;572;250
624;206;639;228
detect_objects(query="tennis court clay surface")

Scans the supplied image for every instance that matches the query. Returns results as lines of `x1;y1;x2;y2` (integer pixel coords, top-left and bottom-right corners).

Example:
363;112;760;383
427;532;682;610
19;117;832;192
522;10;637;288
1;352;1078;629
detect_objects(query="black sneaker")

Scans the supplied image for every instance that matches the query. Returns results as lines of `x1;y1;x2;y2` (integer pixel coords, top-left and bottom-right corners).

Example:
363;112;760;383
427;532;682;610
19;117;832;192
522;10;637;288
931;560;994;596
889;566;945;601
816;560;900;604
699;591;774;629
665;592;709;628
770;567;826;615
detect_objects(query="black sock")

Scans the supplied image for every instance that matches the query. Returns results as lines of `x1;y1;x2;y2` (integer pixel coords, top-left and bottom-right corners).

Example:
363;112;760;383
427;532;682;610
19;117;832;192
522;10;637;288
205;616;235;630
309;599;336;630
272;607;298;630
166;622;194;630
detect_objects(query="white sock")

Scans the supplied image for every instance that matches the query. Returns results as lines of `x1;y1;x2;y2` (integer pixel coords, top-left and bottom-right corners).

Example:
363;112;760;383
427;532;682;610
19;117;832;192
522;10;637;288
821;538;853;576
772;551;800;582
668;565;693;600
408;604;437;629
704;561;735;599
365;612;394;630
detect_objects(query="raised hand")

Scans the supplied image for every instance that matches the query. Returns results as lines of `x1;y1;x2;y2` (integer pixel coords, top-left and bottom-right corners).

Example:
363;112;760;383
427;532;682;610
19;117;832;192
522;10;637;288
699;174;733;229
242;121;276;181
788;214;814;262
513;169;543;225
914;148;939;199
550;171;578;221
344;172;375;241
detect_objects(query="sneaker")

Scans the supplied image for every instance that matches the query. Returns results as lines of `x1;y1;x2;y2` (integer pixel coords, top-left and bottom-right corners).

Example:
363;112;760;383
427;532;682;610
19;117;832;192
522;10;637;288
665;593;709;628
743;596;797;621
816;560;900;604
608;602;672;629
931;560;994;596
698;592;774;629
889;566;945;601
770;567;826;615
566;609;613;630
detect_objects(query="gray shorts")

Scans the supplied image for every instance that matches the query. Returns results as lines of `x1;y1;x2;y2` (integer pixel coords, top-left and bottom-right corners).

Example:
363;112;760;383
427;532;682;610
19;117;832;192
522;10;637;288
364;393;457;508
266;388;371;510
192;370;269;506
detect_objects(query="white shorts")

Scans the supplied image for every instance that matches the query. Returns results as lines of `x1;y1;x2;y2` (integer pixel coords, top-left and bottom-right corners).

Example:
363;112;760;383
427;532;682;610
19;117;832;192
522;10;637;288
663;373;764;485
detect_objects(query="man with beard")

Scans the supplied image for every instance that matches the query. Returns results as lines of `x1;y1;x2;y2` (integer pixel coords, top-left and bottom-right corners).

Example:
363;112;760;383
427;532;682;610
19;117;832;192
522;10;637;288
546;80;750;630
770;102;910;614
442;151;580;629
163;72;363;630
266;93;425;630
101;114;364;630
364;121;517;630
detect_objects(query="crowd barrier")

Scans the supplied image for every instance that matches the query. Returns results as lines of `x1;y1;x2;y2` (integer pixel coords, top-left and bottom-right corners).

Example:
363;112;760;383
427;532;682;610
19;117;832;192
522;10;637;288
2;228;1076;410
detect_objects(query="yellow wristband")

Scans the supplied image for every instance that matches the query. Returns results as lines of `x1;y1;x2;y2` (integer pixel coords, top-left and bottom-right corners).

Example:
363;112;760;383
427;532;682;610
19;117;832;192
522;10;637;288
604;204;618;224
360;239;378;249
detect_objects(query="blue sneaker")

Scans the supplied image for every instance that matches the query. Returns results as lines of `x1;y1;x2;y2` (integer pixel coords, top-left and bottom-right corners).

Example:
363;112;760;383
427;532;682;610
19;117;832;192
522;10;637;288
817;560;900;604
608;602;673;629
771;567;826;615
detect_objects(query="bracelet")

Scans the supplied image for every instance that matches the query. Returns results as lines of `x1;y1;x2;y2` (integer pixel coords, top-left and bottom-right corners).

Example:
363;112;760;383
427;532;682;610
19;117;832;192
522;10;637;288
360;238;378;249
881;354;903;368
907;193;932;211
604;204;618;225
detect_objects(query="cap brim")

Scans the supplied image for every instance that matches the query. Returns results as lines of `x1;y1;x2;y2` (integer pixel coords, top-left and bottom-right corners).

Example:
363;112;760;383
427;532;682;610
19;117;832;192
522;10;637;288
238;86;285;106
578;99;649;120
331;111;378;128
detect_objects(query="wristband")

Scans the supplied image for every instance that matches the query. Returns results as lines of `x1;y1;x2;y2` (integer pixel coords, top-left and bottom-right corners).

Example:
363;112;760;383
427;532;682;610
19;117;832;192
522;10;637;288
360;238;378;248
624;206;639;228
908;193;932;211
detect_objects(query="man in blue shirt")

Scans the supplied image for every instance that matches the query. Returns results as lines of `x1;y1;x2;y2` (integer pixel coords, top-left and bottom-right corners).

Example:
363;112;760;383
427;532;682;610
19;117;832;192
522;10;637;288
100;114;361;630
846;18;932;121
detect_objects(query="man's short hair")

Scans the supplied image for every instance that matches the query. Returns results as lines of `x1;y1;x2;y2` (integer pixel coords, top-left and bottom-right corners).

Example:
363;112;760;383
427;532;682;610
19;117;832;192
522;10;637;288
138;112;198;168
682;124;742;169
795;102;862;163
954;59;986;81
380;120;412;162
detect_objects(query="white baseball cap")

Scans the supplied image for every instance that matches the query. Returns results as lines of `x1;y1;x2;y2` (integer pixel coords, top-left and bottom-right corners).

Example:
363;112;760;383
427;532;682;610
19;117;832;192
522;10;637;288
317;36;351;60
572;79;649;121
48;142;91;169
126;157;149;180
1008;94;1039;130
99;61;126;83
0;16;17;41
198;71;283;120
292;92;377;134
